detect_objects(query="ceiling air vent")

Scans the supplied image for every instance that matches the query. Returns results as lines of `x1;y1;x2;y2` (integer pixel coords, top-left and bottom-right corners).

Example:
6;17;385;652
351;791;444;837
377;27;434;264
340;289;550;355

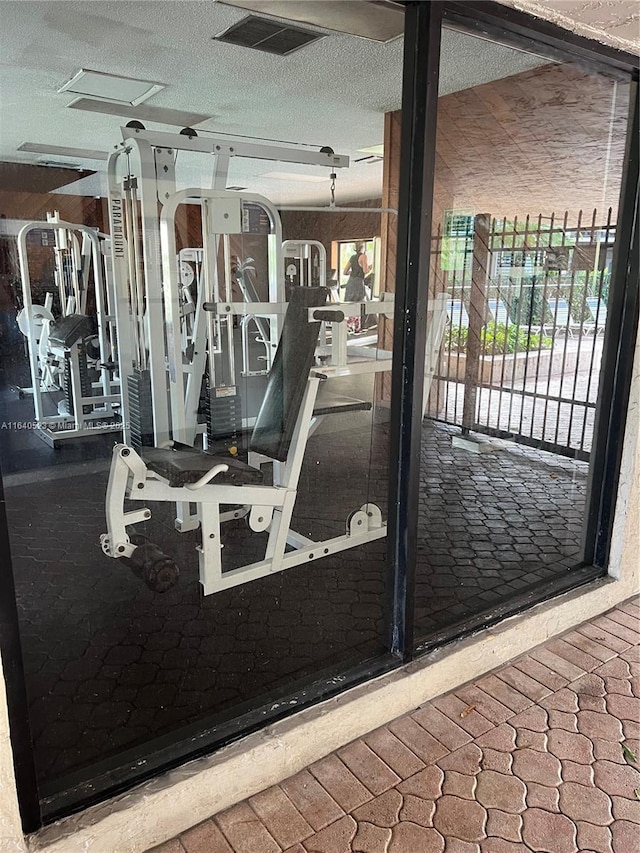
58;69;165;106
214;15;324;56
220;2;403;42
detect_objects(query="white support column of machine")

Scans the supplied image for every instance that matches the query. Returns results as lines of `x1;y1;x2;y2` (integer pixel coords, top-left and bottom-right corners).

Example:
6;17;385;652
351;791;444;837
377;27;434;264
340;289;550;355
160;188;287;448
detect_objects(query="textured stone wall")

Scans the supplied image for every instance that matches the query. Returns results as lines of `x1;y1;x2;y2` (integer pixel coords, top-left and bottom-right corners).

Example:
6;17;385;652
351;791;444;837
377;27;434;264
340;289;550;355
497;0;640;54
0;653;26;852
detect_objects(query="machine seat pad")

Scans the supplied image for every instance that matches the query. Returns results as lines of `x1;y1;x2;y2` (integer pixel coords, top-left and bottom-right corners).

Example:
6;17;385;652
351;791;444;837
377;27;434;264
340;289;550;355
313;394;372;417
142;445;263;488
48;314;94;348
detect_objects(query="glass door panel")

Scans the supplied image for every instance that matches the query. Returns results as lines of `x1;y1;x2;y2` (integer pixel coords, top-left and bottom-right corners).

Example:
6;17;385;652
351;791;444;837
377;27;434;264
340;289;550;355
415;28;630;646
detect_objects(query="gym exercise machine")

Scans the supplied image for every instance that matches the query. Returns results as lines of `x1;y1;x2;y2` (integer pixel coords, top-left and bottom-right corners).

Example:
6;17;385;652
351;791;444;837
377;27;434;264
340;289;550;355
101;286;386;594
99;125;399;593
106;124;351;449
283;239;326;289
283;238;332;357
15;212;121;444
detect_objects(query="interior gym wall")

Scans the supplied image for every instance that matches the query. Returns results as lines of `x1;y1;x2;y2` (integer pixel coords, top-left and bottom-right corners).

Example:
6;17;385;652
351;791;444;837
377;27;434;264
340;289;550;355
279;200;384;268
0;165;103;227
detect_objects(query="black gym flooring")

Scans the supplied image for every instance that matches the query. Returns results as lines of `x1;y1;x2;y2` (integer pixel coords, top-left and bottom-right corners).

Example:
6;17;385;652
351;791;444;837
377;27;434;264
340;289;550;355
0;355;590;796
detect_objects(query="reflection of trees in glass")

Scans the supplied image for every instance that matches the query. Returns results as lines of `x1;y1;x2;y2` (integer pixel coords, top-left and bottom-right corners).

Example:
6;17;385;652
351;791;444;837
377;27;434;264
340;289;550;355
441;211;474;273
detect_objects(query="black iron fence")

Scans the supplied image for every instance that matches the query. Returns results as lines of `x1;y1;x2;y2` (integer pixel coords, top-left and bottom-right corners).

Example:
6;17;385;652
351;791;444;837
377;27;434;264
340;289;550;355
427;208;615;459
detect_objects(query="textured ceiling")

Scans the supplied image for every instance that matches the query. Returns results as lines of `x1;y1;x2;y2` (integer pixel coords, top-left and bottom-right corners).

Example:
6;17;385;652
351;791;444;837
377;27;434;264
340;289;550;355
0;1;549;204
497;0;640;54
0;1;634;205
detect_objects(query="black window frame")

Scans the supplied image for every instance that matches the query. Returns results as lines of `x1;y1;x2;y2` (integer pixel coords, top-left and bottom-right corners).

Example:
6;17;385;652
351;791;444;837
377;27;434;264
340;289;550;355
1;0;638;831
390;2;639;657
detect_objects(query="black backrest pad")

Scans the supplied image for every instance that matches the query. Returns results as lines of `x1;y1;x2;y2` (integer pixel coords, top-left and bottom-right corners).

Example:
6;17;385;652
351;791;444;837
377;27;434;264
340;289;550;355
48;314;94;348
249;286;327;462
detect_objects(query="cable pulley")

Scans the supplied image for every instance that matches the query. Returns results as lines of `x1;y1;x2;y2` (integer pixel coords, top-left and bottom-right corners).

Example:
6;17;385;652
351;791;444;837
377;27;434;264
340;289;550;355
329;172;337;208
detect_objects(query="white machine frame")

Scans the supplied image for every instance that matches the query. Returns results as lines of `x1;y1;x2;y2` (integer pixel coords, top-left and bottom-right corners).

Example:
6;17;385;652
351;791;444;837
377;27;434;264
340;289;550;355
283;239;327;289
160;188;286;447
100;128;420;596
107;125;349;447
16;213;121;444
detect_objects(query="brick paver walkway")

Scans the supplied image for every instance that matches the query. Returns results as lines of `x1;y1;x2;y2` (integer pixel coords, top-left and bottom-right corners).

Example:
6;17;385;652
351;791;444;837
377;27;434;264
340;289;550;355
151;598;640;853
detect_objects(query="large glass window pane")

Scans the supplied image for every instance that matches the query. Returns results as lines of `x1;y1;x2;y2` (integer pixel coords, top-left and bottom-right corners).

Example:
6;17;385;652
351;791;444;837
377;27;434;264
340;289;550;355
0;0;401;814
415;27;630;646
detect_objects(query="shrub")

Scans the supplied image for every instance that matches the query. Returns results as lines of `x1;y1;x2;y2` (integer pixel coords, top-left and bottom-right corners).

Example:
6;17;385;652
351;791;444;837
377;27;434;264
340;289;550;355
446;322;552;355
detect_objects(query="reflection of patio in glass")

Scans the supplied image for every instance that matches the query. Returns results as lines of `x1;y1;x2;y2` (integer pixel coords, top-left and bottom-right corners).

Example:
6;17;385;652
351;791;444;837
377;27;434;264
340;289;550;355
434;336;602;455
430;208;613;459
8;410;588;783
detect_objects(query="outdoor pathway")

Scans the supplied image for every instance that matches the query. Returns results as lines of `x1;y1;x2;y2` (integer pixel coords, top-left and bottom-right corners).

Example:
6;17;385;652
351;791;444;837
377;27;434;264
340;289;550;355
151;597;640;853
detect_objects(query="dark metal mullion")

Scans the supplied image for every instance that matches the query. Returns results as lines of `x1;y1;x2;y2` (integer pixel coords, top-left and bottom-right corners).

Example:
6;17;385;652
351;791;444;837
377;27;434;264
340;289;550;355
583;75;639;568
567;209;594;451
581;206;614;451
0;466;41;832
553;209;576;447
386;0;443;660
595;202;639;566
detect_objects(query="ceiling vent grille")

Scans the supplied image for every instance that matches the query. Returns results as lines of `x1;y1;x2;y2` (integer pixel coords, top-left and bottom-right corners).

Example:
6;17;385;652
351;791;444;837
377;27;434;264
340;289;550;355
214;15;324;56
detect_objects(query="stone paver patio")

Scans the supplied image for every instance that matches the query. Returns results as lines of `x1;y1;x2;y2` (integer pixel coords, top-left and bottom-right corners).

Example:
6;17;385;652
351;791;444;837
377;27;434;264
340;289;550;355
151;598;640;853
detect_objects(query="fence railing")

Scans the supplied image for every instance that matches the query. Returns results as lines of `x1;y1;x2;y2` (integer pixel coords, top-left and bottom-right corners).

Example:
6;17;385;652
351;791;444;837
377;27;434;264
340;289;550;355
427;209;615;459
